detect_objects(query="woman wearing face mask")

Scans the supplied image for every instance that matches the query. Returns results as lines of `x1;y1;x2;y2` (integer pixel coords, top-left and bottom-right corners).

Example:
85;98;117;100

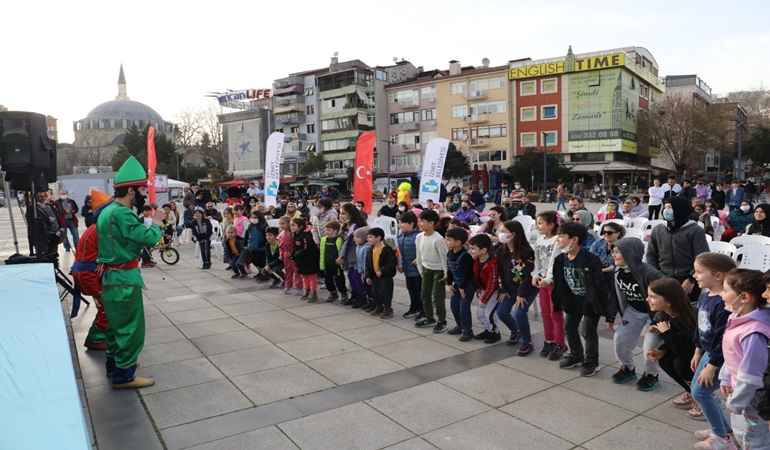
746;204;770;237
722;200;755;242
296;200;310;217
453;200;480;225
481;206;508;244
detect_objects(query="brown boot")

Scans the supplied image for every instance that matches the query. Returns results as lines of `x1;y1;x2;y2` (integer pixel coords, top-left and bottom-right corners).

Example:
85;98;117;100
306;291;318;303
112;376;155;389
300;289;311;300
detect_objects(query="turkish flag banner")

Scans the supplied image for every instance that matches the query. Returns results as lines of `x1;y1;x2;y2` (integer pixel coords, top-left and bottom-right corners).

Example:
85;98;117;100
147;125;157;204
354;131;376;214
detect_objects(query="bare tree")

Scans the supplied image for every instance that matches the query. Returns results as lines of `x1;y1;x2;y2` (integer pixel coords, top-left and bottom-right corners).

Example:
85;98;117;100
173;107;207;149
649;93;727;175
173;102;225;167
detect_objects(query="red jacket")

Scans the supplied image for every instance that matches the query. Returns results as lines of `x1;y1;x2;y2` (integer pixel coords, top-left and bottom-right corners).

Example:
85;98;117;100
71;224;101;296
473;254;499;305
53;198;79;228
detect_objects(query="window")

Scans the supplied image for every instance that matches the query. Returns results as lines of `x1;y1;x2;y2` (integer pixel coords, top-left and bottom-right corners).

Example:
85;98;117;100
470;125;506;138
420;86;436;99
306;104;315;115
321;117;349;131
388;90;418;103
470;100;506;115
421;108;436;121
306;124;315;133
543;131;558;146
390;132;420;145
290;126;300;134
451;105;467;118
376;70;387;81
520;107;536;122
305;87;314;96
520;132;537;147
391;154;421;166
422;130;437;143
451;128;467;140
541;78;557;94
390;111;419;124
471;149;507;163
542;105;557;119
520;80;536;96
321;98;345;113
469;77;504;92
450;82;466;95
323;139;351;151
640;84;649;100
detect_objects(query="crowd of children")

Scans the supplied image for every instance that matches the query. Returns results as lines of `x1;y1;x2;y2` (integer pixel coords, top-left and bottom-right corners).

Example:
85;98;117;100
184;201;770;450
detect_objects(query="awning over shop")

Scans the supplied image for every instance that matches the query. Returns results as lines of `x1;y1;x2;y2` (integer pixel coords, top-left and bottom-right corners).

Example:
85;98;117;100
603;162;655;172
569;163;609;173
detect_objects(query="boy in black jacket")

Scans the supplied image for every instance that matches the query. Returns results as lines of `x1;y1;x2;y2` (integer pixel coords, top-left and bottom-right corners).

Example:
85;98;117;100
365;227;398;319
260;227;285;289
553;221;612;377
191;207;213;269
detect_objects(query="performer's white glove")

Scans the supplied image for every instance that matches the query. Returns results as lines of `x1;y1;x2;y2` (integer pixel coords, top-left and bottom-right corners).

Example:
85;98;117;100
143;217;153;229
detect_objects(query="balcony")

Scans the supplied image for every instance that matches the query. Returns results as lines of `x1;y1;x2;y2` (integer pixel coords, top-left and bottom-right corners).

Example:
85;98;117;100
275;95;305;106
464;113;489;124
274;75;304;88
400;122;420;131
273;84;304;96
467;137;489;147
465;90;487;100
400;144;421;153
275;113;306;125
398;100;419;109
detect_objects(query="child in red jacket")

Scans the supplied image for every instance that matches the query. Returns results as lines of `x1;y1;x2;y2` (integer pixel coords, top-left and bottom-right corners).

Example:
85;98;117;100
469;233;501;344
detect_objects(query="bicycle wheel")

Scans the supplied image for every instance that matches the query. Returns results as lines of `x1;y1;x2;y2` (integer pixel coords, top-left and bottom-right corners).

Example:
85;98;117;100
160;247;179;265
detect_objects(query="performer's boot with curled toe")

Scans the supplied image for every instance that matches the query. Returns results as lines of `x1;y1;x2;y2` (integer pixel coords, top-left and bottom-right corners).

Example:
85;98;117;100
112;364;154;389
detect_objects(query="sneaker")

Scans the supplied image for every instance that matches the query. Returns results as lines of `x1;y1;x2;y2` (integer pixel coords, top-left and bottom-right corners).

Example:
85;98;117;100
340;293;349;302
483;332;501;344
369;306;384;316
414;311;426;322
364;303;376;313
459;330;474;342
611;366;637;384
474;330;491;340
225;265;232;270
295;289;304;297
379;308;394;319
688;403;706;421
269;279;282;289
351;299;367;309
402;309;418;318
636;372;660;391
342;296;357;306
559;353;585;369
325;292;339;303
84;341;107;351
433;321;449;333
694;429;713;441
415;318;437;328
580;361;601;377
672;392;695;410
517;341;534;356
240;274;248;279
506;331;522;346
231;274;241;279
548;345;568;361
447;325;463;335
284;287;292;295
539;341;554;357
693;433;737;450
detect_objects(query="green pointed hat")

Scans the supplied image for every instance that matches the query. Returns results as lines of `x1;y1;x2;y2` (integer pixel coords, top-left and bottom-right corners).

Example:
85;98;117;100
113;156;148;189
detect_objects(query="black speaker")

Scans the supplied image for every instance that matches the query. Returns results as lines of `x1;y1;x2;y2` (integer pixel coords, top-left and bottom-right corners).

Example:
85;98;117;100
0;111;53;171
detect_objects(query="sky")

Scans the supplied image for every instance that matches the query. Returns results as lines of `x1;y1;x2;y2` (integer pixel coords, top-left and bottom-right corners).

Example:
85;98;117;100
2;0;769;144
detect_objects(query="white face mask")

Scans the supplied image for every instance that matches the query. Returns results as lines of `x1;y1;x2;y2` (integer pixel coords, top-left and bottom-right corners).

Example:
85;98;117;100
560;239;575;254
498;231;511;244
741;205;751;212
250;218;259;224
356;206;362;211
398;206;406;212
514;185;521;189
60;195;68;200
724;293;745;315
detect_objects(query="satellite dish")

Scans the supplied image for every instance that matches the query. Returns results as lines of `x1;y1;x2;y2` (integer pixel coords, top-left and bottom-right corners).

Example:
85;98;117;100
460;133;468;141
333;51;339;57
482;57;490;67
393;57;398;63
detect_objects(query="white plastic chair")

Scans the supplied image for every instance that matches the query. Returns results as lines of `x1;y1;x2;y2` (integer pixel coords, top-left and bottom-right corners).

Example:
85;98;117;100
513;215;536;233
469;225;482;236
733;245;770;271
195;219;224;263
705;234;713;242
180;227;192;245
596;219;624;233
267;219;280;227
479;215;491;223
730;234;770;248
624;228;645;241
624;217;648;229
373;216;398;250
708;241;737;257
711;216;723;241
642;220;667;241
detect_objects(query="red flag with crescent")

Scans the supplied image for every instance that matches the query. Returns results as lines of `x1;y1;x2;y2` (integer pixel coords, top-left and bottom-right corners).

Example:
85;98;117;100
354;131;375;214
147;125;157;204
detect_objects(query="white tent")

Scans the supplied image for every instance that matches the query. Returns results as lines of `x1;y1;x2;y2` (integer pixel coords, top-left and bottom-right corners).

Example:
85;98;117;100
167;178;188;188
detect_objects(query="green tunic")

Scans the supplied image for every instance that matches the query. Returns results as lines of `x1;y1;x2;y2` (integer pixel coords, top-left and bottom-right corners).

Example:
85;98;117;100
97;202;162;368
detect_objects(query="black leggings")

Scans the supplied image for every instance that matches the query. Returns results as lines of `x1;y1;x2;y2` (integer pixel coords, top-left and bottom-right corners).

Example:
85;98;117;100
658;352;694;392
649;204;661;220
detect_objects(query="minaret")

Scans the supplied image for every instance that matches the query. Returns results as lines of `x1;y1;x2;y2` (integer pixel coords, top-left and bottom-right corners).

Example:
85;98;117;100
116;64;129;100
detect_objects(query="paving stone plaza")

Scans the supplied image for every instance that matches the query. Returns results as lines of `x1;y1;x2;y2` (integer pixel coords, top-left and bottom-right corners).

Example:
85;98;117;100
0;201;709;449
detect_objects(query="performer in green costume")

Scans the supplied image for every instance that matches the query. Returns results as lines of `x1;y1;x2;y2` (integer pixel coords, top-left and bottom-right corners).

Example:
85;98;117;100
97;156;162;389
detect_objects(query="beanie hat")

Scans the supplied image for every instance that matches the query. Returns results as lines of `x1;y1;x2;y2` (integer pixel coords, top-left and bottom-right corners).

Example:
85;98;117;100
113;156;148;188
195;206;205;212
354;226;370;240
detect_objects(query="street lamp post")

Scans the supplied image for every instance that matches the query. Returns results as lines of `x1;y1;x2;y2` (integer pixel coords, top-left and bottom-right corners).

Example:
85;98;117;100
737;120;745;182
381;139;392;194
542;132;548;202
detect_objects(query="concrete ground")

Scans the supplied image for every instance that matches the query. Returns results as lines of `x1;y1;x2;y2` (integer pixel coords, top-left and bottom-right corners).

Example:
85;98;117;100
0;199;712;449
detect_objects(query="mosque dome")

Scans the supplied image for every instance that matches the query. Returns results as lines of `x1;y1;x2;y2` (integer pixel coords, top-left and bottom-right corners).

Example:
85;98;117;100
86;99;164;123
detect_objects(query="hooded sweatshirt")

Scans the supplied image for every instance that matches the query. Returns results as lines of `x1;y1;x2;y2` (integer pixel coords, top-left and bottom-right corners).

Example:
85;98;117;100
746;203;770;237
645;196;710;280
719;307;770;414
611;238;665;318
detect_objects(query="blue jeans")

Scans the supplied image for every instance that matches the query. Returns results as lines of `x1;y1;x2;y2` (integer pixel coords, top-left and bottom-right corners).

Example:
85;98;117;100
450;285;475;331
691;352;730;437
496;289;538;342
556;198;567;211
62;218;80;251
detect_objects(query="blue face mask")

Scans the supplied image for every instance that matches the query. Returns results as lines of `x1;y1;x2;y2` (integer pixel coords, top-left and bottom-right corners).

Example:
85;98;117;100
619;263;629;269
662;208;675;221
